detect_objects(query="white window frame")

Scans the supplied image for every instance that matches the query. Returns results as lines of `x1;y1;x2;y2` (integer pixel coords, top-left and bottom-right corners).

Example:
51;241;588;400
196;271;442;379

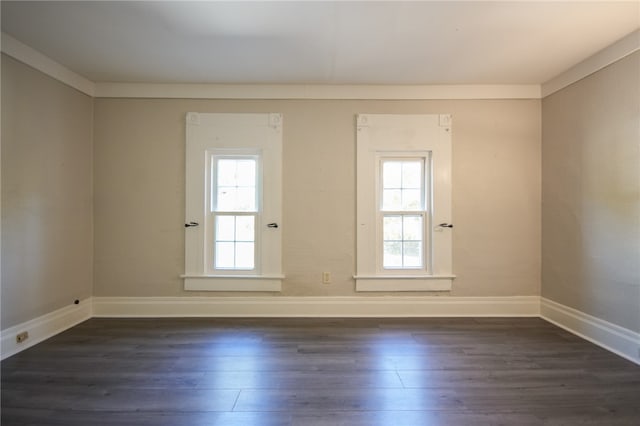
182;113;283;292
377;154;431;273
355;114;454;292
207;151;261;274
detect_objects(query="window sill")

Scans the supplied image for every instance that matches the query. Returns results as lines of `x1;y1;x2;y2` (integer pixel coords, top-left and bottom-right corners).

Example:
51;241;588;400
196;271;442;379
182;275;283;292
354;275;454;292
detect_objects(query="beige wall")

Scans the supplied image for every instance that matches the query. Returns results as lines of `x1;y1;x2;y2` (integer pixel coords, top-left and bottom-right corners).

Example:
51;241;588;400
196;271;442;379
542;52;640;332
94;98;541;297
1;55;94;328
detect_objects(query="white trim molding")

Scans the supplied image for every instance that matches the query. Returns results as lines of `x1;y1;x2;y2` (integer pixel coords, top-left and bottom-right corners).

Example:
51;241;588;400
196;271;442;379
5;27;638;101
356;114;454;288
6;297;639;366
92;296;540;318
182;275;283;292
355;275;454;292
1;32;95;97
542;29;640;98
94;83;540;100
541;298;640;366
1;298;93;360
1;32;538;101
184;113;283;288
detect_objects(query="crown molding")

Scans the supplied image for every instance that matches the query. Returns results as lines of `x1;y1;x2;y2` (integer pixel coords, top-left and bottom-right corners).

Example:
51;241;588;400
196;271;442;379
93;83;541;100
542;29;640;98
9;26;636;101
0;31;541;101
1;32;95;97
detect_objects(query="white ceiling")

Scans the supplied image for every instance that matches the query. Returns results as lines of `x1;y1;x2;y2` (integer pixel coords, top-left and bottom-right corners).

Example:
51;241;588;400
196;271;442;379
2;1;639;85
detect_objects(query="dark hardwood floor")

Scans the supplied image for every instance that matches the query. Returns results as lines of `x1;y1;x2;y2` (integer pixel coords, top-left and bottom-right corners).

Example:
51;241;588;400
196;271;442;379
2;317;639;425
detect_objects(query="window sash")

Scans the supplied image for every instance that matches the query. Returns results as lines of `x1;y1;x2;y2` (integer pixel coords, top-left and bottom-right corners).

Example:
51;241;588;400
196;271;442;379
208;153;261;273
211;155;259;213
377;155;430;273
213;213;257;270
380;158;426;212
382;213;425;269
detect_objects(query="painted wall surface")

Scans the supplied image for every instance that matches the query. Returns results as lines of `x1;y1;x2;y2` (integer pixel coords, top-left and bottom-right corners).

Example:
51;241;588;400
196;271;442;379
94;98;541;297
1;55;94;329
542;51;640;332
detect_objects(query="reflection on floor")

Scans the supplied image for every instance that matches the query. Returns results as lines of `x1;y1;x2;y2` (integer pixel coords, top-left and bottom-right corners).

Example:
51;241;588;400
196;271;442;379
2;317;639;425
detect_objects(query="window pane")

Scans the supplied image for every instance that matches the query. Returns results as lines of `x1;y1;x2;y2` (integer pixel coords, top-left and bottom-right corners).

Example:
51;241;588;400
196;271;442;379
235;216;255;242
383;242;402;268
216;216;235;241
216;187;236;211
402;161;422;189
382;214;424;269
214;158;257;212
235;242;255;269
403;216;422;241
236;160;256;186
215;242;235;269
401;189;421;210
216;188;256;212
217;160;237;186
381;159;424;211
383;216;402;240
236;188;256;211
382;161;401;188
382;189;402;211
403;242;422;267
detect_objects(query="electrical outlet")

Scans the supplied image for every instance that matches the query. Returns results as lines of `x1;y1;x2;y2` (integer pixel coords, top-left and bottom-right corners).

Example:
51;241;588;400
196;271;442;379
16;331;29;343
322;272;331;284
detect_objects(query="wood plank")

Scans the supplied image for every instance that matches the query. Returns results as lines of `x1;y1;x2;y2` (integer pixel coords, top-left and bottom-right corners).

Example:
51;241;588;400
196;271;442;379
2;317;639;426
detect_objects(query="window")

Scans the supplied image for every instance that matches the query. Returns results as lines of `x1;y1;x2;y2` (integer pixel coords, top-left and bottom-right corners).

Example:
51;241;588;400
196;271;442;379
211;155;258;271
380;158;428;270
355;114;454;292
183;113;283;291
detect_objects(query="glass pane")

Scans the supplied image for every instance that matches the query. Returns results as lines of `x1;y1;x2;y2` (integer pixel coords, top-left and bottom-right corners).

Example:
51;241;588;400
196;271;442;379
381;159;424;211
217;160;237;187
215;242;235;269
235;216;255;242
382;161;401;188
236;188;256;211
382;189;402;211
216;216;235;241
403;216;422;241
383;216;402;241
401;189;421;210
216;187;236;211
402;161;422;189
403;241;422;267
236;160;256;186
383;241;402;268
235;242;255;269
214;158;257;212
217;188;256;212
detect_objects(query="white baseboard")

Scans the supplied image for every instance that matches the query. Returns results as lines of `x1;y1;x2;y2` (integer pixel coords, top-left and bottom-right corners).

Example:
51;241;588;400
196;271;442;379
541;297;640;366
92;296;540;318
1;298;93;360
4;296;638;366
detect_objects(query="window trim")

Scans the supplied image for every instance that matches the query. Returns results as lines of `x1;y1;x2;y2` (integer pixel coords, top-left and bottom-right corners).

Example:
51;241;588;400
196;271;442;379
355;114;454;292
183;112;283;292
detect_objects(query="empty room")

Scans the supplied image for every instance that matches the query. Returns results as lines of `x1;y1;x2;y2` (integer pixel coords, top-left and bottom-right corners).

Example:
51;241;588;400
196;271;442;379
1;1;639;425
